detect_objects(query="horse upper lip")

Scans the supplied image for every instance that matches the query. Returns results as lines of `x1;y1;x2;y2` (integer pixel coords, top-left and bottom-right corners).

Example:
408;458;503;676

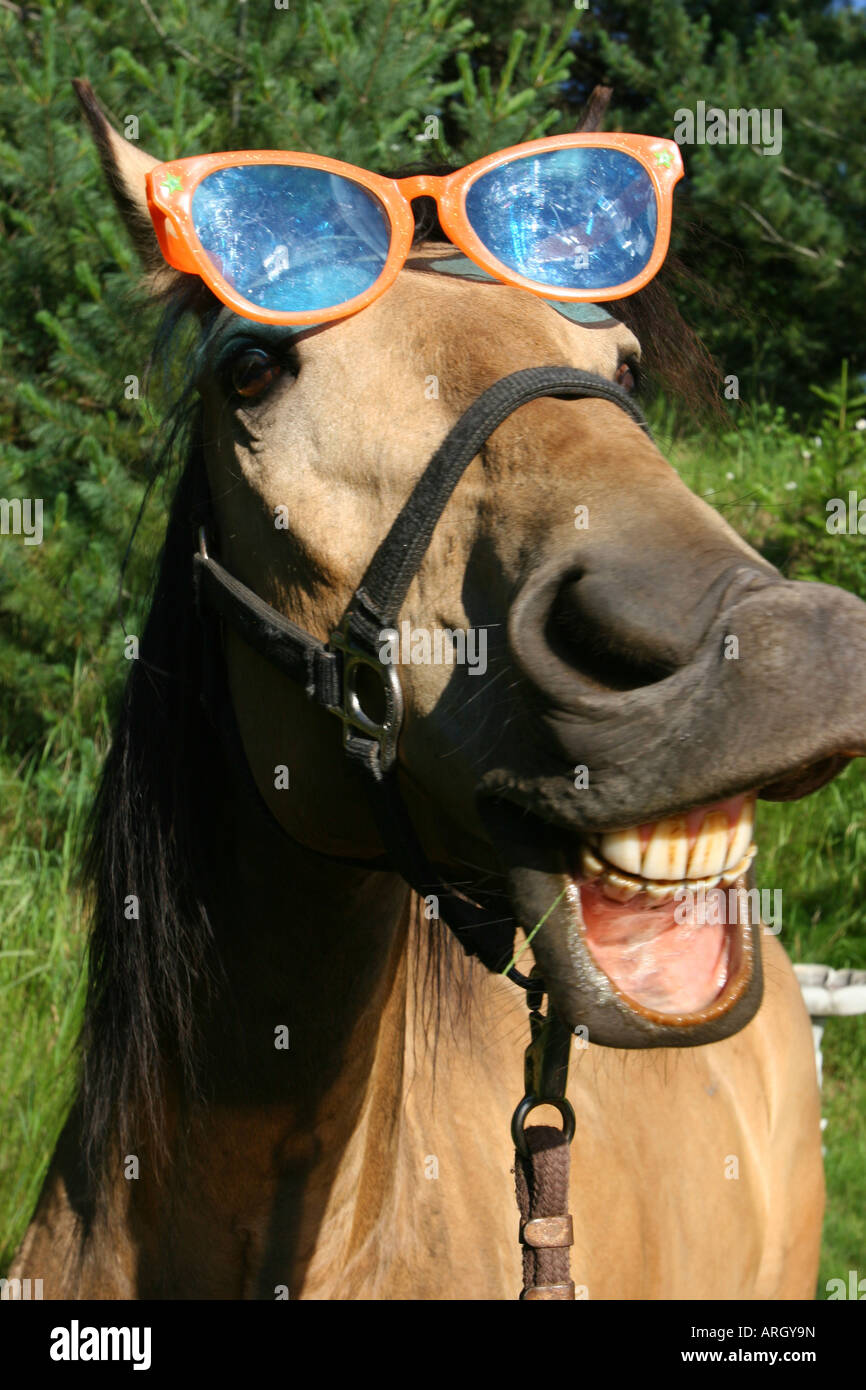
478;748;855;850
758;753;857;801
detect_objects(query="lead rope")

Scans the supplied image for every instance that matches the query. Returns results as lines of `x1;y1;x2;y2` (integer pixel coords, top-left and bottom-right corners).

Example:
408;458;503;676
512;975;577;1300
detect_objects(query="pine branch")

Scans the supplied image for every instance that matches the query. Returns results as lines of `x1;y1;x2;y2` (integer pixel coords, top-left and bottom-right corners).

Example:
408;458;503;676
777;164;824;194
136;0;241;80
790;114;846;144
0;0;42;17
739;202;845;269
230;0;248;131
360;0;399;105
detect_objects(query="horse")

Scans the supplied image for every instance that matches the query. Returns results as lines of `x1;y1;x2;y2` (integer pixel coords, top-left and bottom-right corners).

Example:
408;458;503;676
8;80;866;1300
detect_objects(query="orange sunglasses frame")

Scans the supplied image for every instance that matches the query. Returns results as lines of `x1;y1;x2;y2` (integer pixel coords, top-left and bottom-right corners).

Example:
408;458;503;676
146;131;683;328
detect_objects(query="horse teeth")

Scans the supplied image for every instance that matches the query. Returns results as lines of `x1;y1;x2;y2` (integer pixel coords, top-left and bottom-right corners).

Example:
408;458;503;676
643;881;679;905
642;816;689;881
727;801;755;865
601;872;642;903
581;845;604;878
687;812;730;879
599;827;642;875
592;796;758;884
576;834;757;900
719;848;757;886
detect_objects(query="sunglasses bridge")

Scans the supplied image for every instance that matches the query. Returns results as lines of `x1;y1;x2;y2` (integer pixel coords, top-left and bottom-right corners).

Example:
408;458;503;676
389;173;447;199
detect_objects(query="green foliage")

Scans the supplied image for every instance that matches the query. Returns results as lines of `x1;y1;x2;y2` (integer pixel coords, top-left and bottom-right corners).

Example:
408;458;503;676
656;363;866;595
571;0;866;409
820;1017;866;1297
467;0;866;408
446;25;573;159
0;732;91;1272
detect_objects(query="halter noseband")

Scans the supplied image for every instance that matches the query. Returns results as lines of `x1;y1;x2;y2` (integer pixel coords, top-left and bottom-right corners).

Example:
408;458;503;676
193;366;650;983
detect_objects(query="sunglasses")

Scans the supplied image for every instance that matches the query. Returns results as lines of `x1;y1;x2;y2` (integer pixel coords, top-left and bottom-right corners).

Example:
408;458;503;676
146;132;683;328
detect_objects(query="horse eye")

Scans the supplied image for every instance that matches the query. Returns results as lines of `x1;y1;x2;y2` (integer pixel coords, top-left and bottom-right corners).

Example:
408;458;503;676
231;348;282;399
615;360;638;394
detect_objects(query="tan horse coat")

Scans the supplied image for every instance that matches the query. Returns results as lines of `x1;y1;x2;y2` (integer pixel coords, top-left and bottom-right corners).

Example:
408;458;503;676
12;894;821;1298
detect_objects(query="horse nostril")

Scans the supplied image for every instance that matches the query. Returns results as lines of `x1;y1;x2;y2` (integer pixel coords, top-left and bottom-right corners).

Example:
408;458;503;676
546;575;679;692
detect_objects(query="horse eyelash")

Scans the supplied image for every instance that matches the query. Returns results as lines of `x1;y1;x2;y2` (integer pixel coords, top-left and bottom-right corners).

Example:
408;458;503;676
215;339;300;401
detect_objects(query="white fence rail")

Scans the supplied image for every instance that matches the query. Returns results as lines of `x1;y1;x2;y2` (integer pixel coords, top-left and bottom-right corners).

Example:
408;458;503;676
794;964;866;1095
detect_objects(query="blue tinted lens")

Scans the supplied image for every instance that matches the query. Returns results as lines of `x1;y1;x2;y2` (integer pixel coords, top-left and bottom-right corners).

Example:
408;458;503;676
465;148;657;290
191;165;391;313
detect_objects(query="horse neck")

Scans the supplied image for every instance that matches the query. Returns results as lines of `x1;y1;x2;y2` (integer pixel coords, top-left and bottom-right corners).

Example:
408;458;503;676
84;750;524;1296
196;765;500;1171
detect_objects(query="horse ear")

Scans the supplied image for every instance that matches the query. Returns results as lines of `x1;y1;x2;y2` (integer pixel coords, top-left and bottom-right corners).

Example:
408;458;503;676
72;79;182;293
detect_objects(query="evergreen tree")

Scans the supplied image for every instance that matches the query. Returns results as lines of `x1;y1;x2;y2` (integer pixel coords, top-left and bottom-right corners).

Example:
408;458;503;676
467;0;866;406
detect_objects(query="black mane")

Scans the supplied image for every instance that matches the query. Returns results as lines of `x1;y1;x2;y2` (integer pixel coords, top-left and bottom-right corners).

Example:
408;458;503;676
79;407;224;1185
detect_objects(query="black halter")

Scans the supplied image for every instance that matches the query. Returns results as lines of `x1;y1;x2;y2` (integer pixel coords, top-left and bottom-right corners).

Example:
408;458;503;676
194;366;650;984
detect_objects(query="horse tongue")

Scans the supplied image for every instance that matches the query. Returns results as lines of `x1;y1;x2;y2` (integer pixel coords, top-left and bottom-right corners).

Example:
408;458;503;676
578;881;730;1015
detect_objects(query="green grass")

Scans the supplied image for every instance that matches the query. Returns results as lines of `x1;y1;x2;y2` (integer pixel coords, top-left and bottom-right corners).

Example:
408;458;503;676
0;658;107;1271
820;1020;866;1296
1;392;864;1292
0;746;91;1271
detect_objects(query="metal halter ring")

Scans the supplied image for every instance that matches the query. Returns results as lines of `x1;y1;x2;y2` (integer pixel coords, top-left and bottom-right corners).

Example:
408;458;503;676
511;1095;577;1160
327;619;405;772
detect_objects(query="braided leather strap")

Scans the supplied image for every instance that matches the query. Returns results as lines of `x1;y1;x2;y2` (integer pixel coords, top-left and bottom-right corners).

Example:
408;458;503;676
515;1125;575;1300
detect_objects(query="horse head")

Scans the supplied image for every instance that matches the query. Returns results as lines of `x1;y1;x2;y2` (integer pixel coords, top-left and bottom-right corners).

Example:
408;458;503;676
76;82;866;1063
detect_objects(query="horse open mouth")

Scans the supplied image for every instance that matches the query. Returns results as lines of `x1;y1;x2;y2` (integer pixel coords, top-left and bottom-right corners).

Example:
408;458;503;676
480;790;766;1047
479;752;861;1046
568;793;756;1018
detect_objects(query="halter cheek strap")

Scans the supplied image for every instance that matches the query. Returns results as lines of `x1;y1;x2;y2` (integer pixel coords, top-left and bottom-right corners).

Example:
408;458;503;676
193;365;650;979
